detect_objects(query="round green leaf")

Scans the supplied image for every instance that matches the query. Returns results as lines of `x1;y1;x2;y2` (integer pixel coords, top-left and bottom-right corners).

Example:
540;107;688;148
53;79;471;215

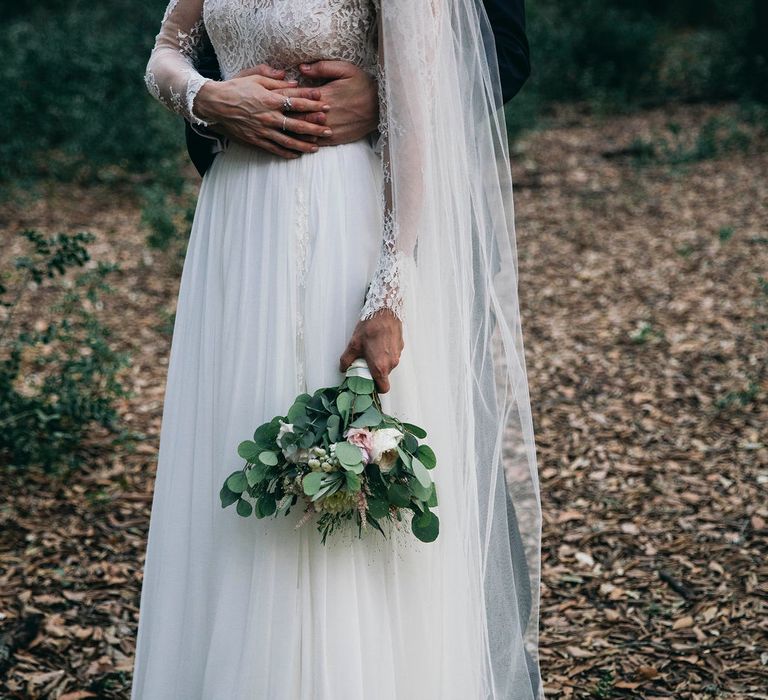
335;441;363;467
336;391;352;415
427;482;439;507
416;444;437;469
258;450;279;466
367;498;390;520
236;498;253;517
327;414;341;442
226;471;247;494
411;457;432;489
412;510;439;542
302;471;324;496
352;393;373;414
258;494;277;517
237;440;261;462
347;376;375;395
246;465;265;488
220;483;239;508
345;471;362;492
350;406;383;428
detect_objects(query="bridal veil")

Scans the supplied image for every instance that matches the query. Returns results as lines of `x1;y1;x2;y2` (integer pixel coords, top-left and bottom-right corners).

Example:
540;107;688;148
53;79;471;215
375;0;542;696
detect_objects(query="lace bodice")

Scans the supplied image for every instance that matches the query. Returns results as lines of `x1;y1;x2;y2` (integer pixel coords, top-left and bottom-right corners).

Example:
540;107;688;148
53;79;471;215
145;0;407;322
204;0;377;83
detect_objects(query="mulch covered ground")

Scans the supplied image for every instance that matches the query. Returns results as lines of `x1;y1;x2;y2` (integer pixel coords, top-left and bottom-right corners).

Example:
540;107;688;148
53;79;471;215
0;103;766;698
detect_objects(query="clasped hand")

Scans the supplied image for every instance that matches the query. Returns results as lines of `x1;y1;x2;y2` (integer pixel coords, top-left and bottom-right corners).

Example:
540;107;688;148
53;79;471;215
193;60;378;158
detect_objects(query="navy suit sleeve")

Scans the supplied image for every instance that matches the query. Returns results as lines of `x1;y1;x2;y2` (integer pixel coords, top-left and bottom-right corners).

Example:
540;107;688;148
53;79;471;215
483;0;531;103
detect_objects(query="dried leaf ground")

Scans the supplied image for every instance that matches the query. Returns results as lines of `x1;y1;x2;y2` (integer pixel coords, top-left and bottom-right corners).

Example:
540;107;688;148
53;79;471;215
0;103;766;699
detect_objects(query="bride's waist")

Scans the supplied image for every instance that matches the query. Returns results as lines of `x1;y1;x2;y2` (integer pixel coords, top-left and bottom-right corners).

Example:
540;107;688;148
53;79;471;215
223;135;378;160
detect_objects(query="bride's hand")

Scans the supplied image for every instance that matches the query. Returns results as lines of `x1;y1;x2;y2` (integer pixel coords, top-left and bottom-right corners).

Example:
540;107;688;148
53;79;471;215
193;66;333;159
339;310;404;394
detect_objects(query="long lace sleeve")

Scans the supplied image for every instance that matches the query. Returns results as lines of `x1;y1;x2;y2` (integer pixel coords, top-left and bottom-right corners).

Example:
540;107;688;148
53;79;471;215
359;5;434;322
144;0;216;128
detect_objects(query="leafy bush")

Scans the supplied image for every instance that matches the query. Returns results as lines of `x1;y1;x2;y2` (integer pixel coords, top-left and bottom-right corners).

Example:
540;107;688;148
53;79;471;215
0;230;131;471
0;0;182;184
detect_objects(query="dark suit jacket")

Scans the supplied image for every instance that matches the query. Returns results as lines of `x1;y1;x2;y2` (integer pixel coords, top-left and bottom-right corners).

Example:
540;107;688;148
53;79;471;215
184;0;530;177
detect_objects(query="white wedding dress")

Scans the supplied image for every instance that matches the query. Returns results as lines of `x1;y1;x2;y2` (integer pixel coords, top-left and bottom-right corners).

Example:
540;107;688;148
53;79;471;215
131;1;521;698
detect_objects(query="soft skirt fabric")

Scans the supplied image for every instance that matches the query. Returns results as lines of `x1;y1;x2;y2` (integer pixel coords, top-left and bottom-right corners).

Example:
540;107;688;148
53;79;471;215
131;140;485;699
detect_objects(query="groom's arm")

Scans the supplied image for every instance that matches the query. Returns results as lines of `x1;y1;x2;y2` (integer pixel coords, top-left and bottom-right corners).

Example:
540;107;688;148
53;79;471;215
484;0;531;103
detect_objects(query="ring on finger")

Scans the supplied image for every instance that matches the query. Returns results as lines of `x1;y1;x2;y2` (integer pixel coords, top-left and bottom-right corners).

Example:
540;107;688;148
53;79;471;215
282;96;293;113
282;116;288;132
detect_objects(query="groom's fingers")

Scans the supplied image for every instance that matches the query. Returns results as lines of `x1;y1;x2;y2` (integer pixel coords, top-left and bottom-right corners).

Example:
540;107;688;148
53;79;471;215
299;60;354;81
234;63;285;80
273;87;323;101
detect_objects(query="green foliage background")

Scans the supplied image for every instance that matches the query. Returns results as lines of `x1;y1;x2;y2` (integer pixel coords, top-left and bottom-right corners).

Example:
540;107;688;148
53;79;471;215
1;0;766;183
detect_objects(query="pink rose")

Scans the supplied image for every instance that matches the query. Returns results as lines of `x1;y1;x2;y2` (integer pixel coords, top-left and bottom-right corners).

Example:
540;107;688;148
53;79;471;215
344;427;374;464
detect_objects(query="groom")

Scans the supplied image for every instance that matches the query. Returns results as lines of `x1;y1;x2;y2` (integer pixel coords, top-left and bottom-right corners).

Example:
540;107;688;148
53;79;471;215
184;0;531;177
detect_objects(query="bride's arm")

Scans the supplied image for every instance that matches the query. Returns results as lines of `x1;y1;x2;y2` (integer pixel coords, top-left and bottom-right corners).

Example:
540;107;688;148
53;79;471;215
145;0;332;155
359;4;432;322
339;4;434;391
144;0;216;127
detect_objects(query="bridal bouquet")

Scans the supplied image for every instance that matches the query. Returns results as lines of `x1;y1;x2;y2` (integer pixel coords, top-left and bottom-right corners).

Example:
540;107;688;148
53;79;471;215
219;359;439;544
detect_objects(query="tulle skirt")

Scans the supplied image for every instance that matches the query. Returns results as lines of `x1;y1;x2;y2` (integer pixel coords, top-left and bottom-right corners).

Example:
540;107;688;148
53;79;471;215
130;139;486;699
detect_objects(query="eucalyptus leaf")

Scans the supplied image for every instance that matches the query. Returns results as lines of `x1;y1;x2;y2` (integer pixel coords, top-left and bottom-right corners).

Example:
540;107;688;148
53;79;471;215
341;461;365;475
403;422;427;439
416;444;437;469
427;482;439;507
302;471;323;496
349;406;382;428
237;440;261;463
336;391;352;415
347;376;375;395
411;457;433;489
258;493;277;517
352;393;373;414
327;414;341;443
335;441;363;467
345;471;362;492
236;498;253;517
367;498;389;520
246;465;265;487
287;401;308;423
396;446;412;468
409;476;432;502
226;471;247;494
258;450;279;467
403;432;419;453
219;483;239;508
253;420;280;449
412;510;439;542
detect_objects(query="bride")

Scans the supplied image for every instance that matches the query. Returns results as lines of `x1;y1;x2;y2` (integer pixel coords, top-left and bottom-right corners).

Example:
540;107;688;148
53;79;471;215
131;1;542;698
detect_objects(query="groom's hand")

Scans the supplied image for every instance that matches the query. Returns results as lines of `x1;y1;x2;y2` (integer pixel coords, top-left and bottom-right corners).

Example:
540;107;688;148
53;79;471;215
197;64;332;159
339;310;403;394
297;61;379;146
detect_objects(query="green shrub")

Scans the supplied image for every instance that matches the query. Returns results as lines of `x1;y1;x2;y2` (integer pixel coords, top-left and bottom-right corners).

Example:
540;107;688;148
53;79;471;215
0;0;183;184
0;230;131;471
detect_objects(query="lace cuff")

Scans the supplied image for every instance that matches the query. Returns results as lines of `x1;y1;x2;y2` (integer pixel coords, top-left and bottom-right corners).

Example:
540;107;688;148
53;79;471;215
187;74;215;127
360;213;406;322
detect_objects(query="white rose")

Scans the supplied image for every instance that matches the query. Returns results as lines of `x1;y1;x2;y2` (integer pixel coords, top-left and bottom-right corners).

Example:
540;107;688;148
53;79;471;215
370;428;404;473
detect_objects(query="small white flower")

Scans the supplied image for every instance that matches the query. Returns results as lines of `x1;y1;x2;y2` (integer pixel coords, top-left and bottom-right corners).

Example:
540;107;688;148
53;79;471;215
370;428;404;473
277;420;294;447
